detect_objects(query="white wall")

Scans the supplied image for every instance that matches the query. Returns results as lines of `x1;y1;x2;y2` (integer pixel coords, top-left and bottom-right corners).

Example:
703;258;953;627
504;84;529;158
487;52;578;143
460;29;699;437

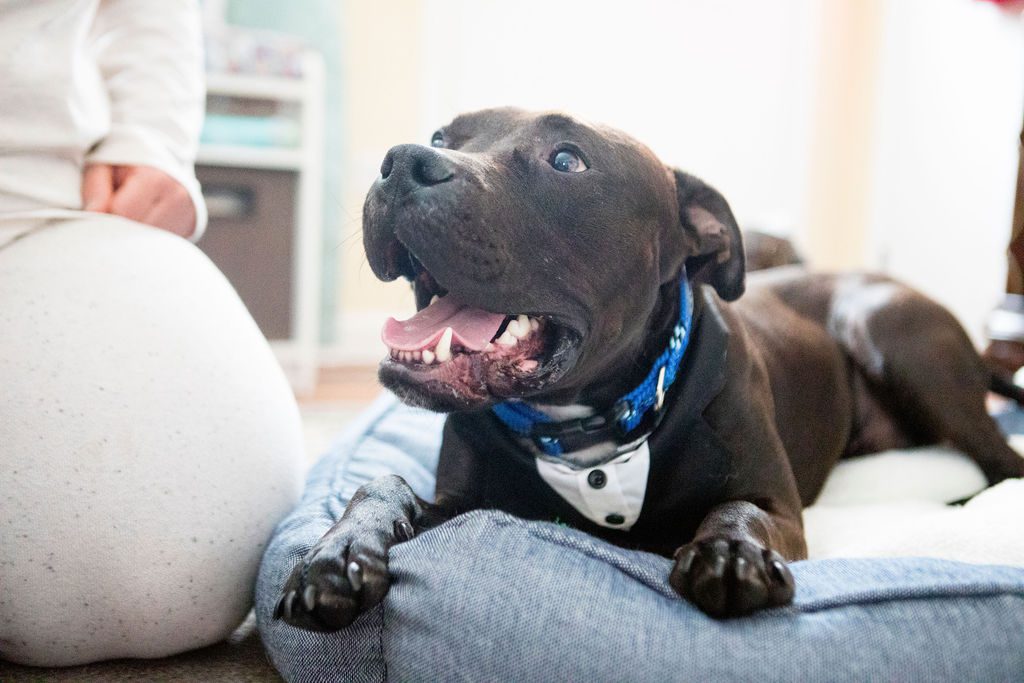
330;0;1024;362
865;0;1024;341
418;0;822;234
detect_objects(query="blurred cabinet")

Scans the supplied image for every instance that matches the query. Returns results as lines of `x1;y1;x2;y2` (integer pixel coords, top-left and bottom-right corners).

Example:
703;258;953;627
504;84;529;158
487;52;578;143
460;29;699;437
195;167;294;339
195;53;324;394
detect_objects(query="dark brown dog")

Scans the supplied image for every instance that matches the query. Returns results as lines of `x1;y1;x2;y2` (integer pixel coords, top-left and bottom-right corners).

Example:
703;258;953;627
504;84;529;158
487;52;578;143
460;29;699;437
743;230;803;271
276;108;1024;630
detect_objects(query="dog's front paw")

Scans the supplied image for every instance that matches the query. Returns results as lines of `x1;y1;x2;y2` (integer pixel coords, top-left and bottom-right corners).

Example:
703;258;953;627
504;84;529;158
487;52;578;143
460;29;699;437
669;538;795;618
274;518;416;632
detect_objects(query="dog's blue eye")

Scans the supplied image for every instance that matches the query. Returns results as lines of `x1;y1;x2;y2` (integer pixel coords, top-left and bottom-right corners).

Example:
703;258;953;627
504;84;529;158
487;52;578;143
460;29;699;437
550;149;587;173
430;131;445;148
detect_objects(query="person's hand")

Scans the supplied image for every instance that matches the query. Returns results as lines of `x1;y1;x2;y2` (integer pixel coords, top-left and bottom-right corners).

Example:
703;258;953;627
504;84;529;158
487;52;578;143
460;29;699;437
82;164;196;238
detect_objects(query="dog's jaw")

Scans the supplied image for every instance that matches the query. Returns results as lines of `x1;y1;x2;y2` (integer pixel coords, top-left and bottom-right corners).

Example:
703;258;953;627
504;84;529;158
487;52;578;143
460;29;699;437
377;307;583;412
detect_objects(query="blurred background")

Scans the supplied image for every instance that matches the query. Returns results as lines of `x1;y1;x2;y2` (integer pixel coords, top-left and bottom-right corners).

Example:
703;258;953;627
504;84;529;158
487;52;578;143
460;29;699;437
194;0;1024;431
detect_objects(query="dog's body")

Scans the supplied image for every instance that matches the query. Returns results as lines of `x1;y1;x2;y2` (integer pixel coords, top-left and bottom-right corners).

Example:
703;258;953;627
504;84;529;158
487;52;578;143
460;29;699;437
435;268;1022;554
743;230;803;272
277;109;1024;629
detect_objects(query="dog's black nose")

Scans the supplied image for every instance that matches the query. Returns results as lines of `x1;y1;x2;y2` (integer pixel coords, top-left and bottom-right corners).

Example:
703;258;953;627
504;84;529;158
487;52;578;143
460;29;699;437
380;144;455;188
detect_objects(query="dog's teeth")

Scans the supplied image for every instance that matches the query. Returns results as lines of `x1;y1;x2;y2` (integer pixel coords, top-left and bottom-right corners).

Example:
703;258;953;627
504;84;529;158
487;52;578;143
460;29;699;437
513;314;531;338
413;350;422;362
530;317;540;332
484;342;495;352
506;319;522;337
422;349;435;364
497;330;517;346
435;327;453;362
430;295;439;305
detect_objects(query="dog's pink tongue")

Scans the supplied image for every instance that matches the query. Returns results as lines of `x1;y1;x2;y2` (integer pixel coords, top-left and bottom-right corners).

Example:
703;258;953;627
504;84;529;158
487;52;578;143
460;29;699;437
382;295;507;352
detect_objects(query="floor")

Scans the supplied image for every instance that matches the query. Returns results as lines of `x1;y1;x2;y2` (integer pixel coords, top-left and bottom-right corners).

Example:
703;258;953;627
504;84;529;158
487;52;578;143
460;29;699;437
0;627;277;682
298;366;382;466
0;366;383;682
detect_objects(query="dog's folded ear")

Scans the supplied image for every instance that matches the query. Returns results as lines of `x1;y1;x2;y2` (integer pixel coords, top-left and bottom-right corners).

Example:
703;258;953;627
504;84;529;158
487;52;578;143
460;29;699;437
667;169;746;301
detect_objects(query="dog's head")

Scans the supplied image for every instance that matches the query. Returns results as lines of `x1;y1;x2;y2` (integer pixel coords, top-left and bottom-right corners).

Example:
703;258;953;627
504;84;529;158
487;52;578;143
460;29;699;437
364;108;744;411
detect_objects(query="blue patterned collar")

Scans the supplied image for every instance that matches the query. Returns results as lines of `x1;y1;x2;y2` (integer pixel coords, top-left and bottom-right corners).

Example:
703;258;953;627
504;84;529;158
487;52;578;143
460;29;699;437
492;271;695;457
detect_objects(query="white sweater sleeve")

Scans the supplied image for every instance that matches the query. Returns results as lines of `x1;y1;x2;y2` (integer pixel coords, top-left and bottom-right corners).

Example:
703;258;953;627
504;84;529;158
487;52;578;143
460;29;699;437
86;0;208;240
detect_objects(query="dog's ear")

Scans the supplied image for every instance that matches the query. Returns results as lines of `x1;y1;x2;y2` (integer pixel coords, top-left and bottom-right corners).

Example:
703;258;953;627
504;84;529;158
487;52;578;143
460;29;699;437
666;169;746;301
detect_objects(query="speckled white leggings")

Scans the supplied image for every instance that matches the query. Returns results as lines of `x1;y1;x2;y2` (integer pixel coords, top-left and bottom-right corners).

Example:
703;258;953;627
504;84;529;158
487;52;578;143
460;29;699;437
0;215;305;666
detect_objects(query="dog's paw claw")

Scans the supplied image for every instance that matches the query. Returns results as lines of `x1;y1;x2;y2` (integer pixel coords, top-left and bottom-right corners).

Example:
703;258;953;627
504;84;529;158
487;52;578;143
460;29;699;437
670;538;795;618
769;557;792;587
706;542;728;576
394;519;415;542
733;555;752;582
346;560;364;592
674;546;697;574
302;584;318;612
274;590;294;620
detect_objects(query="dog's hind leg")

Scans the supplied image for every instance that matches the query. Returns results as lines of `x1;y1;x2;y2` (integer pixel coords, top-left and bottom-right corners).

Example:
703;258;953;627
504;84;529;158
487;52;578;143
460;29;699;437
830;279;1024;484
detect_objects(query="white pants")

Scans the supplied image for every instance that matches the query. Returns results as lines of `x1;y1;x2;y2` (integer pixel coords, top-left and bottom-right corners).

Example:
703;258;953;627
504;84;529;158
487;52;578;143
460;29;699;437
0;215;304;665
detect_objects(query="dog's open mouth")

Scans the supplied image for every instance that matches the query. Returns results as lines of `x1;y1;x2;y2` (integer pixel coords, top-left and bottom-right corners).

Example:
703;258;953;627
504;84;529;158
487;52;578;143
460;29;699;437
376;252;577;410
384;296;546;373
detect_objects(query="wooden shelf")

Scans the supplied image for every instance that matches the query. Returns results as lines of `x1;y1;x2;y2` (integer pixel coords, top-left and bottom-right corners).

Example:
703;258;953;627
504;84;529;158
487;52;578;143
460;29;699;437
197;144;303;171
205;71;305;101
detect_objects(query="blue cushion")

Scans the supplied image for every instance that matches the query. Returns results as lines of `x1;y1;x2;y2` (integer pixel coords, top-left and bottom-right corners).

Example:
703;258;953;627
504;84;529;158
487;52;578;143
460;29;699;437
256;394;1024;682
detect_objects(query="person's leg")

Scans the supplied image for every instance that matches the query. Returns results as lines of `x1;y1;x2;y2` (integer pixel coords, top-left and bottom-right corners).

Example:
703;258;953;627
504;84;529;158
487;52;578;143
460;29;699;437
0;216;305;666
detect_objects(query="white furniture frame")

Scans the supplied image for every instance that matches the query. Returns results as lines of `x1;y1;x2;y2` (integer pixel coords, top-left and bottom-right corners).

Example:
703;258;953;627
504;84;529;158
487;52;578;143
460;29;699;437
198;52;325;394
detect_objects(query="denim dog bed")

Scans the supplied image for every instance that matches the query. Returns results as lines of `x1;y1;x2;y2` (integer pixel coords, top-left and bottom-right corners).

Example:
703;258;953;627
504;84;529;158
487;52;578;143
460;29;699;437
256;394;1024;682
